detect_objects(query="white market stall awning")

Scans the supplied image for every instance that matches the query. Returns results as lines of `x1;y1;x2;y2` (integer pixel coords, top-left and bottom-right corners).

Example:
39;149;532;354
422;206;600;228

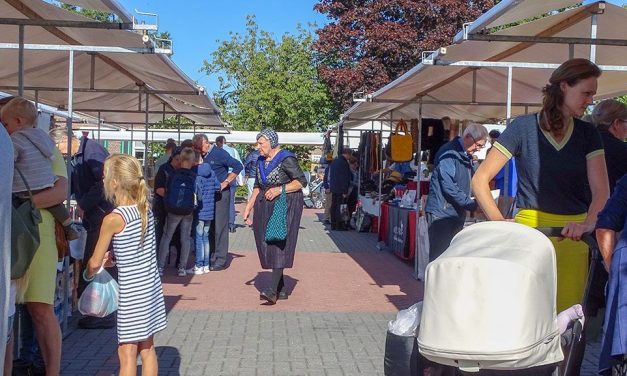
76;128;325;146
0;0;224;128
342;1;627;127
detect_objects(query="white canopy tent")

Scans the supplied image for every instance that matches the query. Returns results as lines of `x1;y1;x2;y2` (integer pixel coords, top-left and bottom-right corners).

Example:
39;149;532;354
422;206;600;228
342;1;627;126
0;0;224;128
75;128;326;146
335;0;627;280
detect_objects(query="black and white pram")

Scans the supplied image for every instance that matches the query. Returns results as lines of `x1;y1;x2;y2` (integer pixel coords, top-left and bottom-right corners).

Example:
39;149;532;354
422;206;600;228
418;222;594;376
303;174;325;209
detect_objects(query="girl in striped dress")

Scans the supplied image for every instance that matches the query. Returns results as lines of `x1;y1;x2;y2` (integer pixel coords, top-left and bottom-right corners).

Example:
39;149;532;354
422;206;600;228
85;154;167;376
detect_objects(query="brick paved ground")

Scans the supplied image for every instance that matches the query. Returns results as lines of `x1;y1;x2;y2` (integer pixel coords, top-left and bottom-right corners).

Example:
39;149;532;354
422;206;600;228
60;204;602;375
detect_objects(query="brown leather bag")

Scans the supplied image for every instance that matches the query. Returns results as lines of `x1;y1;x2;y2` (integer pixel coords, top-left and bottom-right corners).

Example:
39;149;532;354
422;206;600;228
55;222;69;260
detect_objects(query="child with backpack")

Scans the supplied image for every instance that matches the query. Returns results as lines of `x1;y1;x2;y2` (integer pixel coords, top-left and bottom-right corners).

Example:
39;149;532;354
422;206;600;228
84;154;166;376
158;147;197;277
191;161;221;274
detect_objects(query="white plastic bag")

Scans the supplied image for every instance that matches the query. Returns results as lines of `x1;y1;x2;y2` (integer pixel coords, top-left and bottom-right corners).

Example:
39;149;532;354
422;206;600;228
388;302;423;336
78;268;119;318
69;224;87;260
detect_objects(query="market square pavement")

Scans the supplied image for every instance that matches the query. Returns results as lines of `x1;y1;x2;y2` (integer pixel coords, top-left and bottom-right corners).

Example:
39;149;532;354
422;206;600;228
60;203;602;375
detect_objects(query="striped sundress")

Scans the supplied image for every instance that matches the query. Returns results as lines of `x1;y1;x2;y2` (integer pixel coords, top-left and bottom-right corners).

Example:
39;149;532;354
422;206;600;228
112;205;167;344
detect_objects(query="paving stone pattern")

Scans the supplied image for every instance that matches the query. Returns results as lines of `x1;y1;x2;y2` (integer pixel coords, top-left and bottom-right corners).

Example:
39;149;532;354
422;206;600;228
59;205;602;375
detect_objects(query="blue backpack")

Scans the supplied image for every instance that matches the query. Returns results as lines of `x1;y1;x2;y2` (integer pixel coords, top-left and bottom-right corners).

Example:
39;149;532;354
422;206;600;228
165;169;197;215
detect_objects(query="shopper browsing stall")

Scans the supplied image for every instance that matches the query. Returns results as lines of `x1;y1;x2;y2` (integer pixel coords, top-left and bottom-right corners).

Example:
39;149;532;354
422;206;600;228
472;58;609;312
425;123;488;261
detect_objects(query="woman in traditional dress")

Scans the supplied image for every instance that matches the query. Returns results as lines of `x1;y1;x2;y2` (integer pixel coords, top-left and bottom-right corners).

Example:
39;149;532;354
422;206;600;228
243;128;307;304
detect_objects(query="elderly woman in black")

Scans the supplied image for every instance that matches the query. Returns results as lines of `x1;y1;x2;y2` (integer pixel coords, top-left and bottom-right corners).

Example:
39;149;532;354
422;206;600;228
243;128;307;304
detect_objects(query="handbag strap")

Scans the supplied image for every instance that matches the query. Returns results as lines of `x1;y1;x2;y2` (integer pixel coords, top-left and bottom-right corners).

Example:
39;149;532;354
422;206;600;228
14;166;36;203
394;119;408;134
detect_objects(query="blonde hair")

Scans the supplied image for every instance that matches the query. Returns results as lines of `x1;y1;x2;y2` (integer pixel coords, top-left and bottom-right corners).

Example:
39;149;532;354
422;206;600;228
103;154;150;243
0;97;37;127
180;147;196;163
591;99;627;132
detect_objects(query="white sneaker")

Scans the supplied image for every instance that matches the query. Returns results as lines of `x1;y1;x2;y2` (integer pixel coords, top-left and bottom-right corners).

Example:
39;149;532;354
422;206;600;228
177;268;186;277
192;266;204;275
203;266;210;274
158;268;164;277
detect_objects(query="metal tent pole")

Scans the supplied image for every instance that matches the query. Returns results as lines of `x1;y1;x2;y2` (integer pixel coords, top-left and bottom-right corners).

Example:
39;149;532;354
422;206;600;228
177;114;181;143
414;97;423;280
590;13;598;63
61;50;75;334
144;91;149;177
18;25;24;96
130;123;134;155
97;111;101;143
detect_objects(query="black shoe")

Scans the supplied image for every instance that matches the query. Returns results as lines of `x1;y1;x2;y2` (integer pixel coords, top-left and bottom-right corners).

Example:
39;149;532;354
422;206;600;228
260;289;278;305
78;315;115;329
278;291;289;300
209;265;226;271
229;226;236;233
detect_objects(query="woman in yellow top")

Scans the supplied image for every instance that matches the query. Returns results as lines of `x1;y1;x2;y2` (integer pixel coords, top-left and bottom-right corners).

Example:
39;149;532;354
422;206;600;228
472;58;610;312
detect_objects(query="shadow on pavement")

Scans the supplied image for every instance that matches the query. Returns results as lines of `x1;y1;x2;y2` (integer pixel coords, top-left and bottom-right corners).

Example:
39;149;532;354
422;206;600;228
244;271;299;296
156;346;182;375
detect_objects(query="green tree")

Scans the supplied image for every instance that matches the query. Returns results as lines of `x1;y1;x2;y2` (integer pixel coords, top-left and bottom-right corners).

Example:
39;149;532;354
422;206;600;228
202;16;338;133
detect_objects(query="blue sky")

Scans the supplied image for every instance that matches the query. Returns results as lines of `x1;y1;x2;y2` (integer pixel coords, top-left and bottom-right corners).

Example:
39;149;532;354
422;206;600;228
117;0;625;97
120;1;328;95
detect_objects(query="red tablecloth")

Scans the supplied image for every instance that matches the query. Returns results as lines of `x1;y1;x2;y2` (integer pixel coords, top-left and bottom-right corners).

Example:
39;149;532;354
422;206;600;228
378;202;416;260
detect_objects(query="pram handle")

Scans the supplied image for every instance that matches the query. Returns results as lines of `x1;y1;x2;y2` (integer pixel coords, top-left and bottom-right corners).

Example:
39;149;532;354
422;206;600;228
536;226;599;376
534;227;598;251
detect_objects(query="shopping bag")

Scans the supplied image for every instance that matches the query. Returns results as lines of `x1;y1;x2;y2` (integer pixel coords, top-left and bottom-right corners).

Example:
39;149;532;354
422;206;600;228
11;168;42;280
416;216;430;281
69;224;87;260
78;268;119;318
390;119;413;162
265;185;288;242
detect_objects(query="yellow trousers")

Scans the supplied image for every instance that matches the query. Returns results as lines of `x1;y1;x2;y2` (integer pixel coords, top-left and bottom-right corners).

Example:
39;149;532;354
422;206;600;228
515;210;588;312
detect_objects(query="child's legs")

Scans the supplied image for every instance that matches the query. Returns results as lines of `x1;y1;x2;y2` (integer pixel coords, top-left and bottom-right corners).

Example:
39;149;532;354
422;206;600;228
194;220;206;268
201;221;211;266
177;214;193;269
138;337;158;376
46;203;71;225
118;342;138;376
158;214;183;269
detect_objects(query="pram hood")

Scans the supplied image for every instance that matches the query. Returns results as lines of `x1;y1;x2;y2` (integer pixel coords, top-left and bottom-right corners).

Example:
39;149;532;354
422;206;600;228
418;221;563;371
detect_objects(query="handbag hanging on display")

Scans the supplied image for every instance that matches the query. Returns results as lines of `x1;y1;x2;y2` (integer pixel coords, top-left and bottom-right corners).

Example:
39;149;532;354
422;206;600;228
390;119;413;162
55;221;69;261
265;185;288;242
11;167;42;280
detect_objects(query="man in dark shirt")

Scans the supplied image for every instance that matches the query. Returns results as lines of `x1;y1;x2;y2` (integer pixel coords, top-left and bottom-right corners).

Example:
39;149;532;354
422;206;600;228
153;147;182;265
590;100;627;194
197;134;243;270
329;148;352;231
52;130;115;329
244;147;260;204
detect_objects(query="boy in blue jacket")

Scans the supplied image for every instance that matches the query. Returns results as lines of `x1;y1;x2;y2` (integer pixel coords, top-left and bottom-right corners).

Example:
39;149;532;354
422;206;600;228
193;162;221;274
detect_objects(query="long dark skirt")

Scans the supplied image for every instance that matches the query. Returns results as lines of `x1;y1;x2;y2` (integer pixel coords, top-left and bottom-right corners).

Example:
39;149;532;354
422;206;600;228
253;189;304;269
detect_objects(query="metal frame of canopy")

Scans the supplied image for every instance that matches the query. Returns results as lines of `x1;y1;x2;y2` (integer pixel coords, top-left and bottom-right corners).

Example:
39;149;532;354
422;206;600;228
338;0;627;280
0;1;224;336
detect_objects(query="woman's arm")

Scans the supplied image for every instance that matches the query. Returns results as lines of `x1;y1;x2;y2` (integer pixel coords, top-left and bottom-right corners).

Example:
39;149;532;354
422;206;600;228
471;148;509;221
85;212;124;279
596;228;616;272
243;187;261;225
562;155;609;240
264;179;303;201
32;176;68;209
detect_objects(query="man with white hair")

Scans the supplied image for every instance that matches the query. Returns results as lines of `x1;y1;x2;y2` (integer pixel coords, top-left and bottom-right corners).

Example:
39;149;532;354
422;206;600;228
425;123;488;261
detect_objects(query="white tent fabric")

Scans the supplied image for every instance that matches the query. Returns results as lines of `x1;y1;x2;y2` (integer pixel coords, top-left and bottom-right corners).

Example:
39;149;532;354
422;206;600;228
342;2;627;127
0;0;224;127
77;129;325;146
453;0;581;42
57;0;133;22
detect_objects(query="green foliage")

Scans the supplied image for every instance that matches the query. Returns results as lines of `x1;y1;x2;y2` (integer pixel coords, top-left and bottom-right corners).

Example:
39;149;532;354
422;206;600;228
57;3;116;22
616;95;627;106
202;16;338;133
148;116;193;158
